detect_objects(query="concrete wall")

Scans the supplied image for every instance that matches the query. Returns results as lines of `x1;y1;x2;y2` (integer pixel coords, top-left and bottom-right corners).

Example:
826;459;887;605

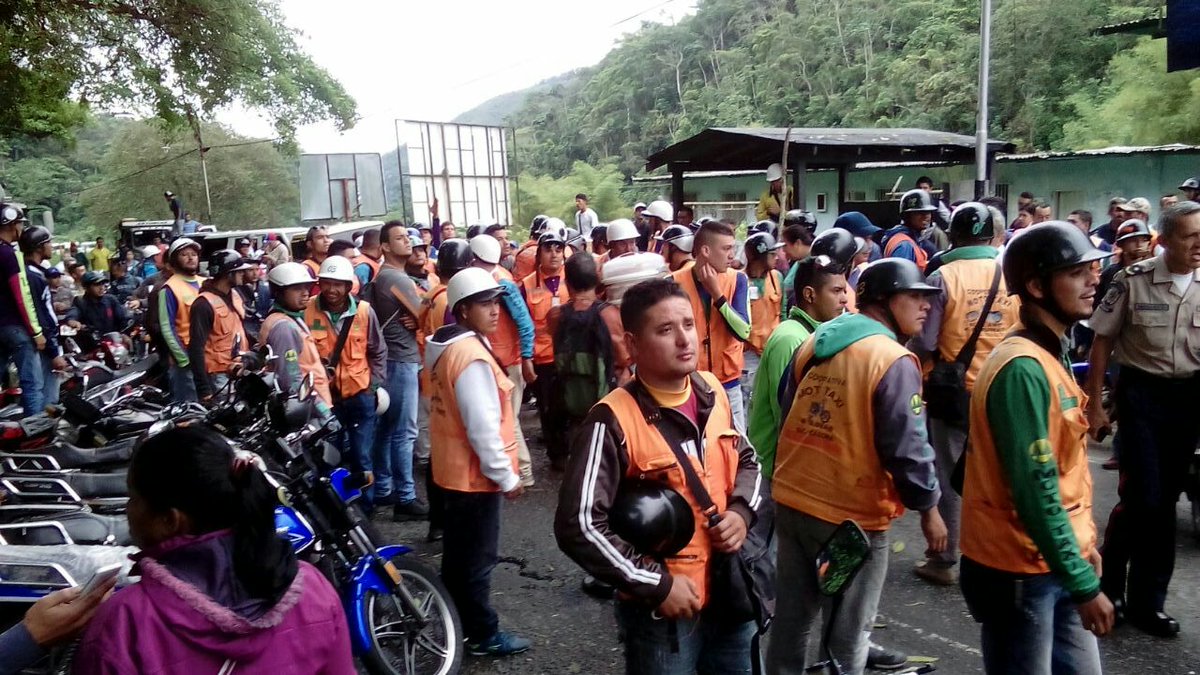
638;150;1200;228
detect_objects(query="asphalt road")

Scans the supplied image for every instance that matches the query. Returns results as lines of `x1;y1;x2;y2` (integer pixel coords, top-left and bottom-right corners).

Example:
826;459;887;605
378;407;1200;674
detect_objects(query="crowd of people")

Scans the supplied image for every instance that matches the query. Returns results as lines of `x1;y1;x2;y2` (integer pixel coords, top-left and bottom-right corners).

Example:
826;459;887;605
1;168;1199;673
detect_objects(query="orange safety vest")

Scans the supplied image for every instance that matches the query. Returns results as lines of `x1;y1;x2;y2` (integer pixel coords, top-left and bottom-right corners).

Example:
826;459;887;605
260;311;333;407
671;266;745;383
604;371;740;608
773;334;911;530
931;258;1020;391
512;241;538;282
164;275;204;348
305;298;373;399
352;255;381;283
488;268;521;368
747;270;782;355
521;269;570;365
424;259;438;279
418;284;450;393
429;335;519;492
883;231;929;272
961;336;1097;573
198;290;248;375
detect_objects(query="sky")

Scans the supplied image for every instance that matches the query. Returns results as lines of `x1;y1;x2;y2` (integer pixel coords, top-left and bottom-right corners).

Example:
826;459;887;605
221;0;696;154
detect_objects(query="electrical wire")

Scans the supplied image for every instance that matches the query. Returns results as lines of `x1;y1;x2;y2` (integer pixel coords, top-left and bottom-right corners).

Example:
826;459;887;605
66;137;279;197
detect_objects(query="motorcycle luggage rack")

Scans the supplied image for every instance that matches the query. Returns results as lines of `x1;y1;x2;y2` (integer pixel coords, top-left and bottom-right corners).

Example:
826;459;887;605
2;454;65;473
1;477;82;503
0;505;86;522
0;562;77;602
0;522;74;546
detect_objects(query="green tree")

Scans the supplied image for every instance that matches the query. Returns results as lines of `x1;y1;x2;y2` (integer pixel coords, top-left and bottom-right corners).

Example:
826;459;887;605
78;121;300;239
1062;38;1200;149
513;162;629;237
2;0;356;142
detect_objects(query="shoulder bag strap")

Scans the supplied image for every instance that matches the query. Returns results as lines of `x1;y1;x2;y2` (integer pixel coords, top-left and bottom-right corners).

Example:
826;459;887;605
953;263;1002;369
327;310;357;370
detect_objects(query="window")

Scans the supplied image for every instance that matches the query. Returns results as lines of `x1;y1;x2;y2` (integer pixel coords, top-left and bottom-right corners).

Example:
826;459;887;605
816;193;828;212
721;192;747;202
848;190;867;202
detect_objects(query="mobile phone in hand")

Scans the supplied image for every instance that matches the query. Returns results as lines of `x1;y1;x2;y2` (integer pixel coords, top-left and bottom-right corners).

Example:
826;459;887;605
80;563;121;597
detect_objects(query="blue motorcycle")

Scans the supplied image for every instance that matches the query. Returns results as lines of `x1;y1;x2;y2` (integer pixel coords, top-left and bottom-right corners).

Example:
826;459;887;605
212;370;464;675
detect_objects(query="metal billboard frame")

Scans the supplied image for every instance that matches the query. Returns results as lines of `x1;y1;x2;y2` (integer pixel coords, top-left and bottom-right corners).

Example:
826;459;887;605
299;153;388;222
397;119;512;226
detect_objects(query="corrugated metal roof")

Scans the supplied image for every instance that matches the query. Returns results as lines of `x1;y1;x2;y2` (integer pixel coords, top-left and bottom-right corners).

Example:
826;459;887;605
710;127;991;147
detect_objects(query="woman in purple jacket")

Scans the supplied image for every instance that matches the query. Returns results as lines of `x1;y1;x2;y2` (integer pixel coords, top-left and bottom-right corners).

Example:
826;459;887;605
73;426;355;674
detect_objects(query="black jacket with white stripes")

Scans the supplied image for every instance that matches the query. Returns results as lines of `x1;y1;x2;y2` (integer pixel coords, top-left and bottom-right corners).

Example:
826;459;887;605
553;372;763;607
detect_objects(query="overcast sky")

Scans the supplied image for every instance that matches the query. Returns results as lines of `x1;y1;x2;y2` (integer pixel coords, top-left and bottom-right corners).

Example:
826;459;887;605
221;0;696;153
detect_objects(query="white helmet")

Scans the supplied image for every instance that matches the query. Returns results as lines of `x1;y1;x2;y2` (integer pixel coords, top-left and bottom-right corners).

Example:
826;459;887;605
409;234;425;249
267;262;312;287
447;267;504;314
766;163;785;182
140;245;161;259
317;255;355;283
167;237;200;258
601;253;669;305
375;387;390;415
607;219;639;243
543;217;567;240
469;235;501;264
644;200;674;222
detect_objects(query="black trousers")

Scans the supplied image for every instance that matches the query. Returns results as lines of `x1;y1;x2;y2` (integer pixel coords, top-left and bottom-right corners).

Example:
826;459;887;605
534;363;568;462
1101;367;1200;612
442;489;502;642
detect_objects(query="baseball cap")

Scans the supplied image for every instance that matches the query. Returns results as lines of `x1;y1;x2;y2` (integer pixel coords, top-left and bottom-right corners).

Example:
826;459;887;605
1117;197;1152;213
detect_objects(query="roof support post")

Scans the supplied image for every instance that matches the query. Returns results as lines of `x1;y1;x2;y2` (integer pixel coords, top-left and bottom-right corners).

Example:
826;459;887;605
670;164;685;215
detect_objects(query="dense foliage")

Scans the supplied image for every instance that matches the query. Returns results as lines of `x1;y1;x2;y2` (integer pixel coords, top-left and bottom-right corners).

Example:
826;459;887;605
509;0;1168;179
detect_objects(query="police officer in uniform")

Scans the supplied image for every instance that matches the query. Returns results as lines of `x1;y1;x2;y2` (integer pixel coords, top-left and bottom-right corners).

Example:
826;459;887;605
1087;200;1200;637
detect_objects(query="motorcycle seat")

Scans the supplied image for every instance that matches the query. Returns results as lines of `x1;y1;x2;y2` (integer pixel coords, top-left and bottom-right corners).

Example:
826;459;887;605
8;438;135;470
5;511;131;546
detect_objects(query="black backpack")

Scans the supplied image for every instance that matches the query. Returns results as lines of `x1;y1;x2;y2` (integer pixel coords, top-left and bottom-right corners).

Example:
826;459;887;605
553;301;614;418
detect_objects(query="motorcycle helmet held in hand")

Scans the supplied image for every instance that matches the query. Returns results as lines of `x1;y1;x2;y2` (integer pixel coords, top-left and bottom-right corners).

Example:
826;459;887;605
609;482;695;557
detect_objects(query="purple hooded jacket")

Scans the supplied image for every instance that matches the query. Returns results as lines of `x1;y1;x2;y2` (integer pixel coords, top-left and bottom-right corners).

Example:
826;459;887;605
72;530;355;674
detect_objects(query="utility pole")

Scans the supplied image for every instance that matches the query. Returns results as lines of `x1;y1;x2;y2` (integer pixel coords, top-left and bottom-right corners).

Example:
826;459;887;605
974;0;993;200
188;109;214;223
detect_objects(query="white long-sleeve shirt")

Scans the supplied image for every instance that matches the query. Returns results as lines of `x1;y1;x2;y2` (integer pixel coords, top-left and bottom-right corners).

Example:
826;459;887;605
454;359;521;492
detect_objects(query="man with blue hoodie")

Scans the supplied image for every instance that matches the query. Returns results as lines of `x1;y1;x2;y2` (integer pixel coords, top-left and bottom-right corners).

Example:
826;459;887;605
767;258;946;674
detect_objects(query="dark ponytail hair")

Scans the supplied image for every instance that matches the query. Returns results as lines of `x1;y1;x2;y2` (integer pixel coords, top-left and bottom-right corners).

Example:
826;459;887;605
131;425;297;605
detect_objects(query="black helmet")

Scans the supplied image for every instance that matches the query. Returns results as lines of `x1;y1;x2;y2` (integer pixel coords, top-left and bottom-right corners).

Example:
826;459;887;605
697;216;718;229
783;209;818;231
810;228;857;266
436;238;473;279
1115;218;1152;243
609;482;695;557
899;189;937;214
538;230;565;248
81;271;106;286
855;258;939;305
18;226;51;254
949;202;996;241
466;224;484;240
1003;221;1111;297
749;219;778;238
530;214;549;238
1180;177;1200;191
206;249;244;278
590;223;609;245
745;232;783;258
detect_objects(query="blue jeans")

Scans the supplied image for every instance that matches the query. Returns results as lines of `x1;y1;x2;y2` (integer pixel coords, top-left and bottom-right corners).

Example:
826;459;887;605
961;557;1102;675
40;352;60;407
724;381;746;435
0;326;44;414
169;361;197;403
616;601;755;675
334;389;378;486
373;361;419;502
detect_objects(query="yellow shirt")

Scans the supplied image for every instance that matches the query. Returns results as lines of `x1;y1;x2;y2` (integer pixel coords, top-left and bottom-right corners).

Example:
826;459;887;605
87;246;112;271
643;377;693;408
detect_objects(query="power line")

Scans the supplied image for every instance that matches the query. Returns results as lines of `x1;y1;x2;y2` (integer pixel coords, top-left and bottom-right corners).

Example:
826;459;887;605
67;137;279;197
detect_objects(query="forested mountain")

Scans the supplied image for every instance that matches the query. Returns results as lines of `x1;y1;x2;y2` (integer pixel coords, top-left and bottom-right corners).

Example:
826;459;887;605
504;0;1167;179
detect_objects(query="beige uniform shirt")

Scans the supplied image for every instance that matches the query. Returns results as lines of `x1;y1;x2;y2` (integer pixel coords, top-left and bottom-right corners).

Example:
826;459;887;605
1091;255;1200;377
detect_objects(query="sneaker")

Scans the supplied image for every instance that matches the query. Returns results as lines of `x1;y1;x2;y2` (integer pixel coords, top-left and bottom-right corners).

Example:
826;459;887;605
581;575;615;600
520;470;536;488
392;498;430;522
467;630;531;657
425;526;443;543
913;559;957;586
866;642;908;670
373;493;401;507
1102;455;1119;470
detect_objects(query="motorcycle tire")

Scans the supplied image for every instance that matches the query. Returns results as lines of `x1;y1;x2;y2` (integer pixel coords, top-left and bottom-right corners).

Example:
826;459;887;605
358;554;463;675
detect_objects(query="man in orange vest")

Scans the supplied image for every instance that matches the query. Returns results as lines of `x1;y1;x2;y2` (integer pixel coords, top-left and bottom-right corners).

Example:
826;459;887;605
426;267;529;658
471;234;537;486
742;231;783;411
260;262;332;412
521;229;571;469
767;258;947;674
512;215;551;282
352;228;382;287
187;250;249;402
656;224;695;272
301;225;332;286
306;255;387;504
910;202;1019;586
554;277;762;673
960;222;1114;672
670;220;751;432
881;189;941;272
156;237;206;403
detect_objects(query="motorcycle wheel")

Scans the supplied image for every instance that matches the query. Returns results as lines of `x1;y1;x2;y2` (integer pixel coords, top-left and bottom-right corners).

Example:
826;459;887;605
358;554;463;675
